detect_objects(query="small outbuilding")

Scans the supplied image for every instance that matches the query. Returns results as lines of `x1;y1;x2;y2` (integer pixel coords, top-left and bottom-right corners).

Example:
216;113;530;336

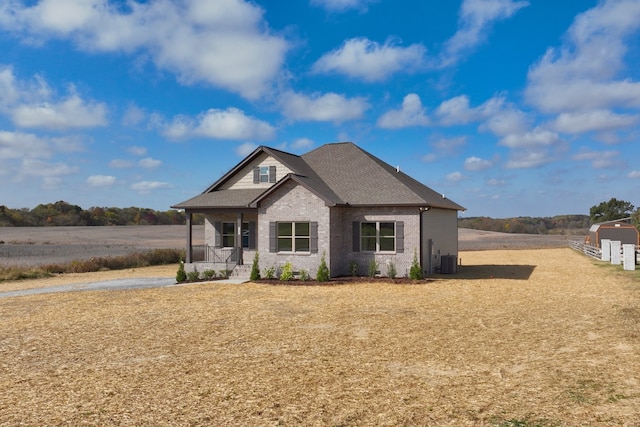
588;219;639;248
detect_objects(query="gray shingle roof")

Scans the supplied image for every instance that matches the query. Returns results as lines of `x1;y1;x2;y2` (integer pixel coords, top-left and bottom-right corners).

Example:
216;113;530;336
172;142;465;211
172;189;265;209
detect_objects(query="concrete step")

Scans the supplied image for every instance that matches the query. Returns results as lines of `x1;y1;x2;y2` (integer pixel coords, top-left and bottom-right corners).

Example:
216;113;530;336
231;264;253;279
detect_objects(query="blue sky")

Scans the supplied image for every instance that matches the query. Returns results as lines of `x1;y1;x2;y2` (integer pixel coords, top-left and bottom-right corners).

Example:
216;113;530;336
1;0;639;218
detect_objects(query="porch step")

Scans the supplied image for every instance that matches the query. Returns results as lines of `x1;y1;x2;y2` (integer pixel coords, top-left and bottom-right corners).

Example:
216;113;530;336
231;264;253;279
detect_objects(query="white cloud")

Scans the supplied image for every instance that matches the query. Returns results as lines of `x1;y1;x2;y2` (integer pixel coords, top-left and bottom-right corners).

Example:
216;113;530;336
109;159;133;168
0;0;289;99
499;128;562;148
11;93;108;130
526;0;640;114
430;136;467;156
0;130;51;159
235;142;257;157
312;37;426;82
377;93;430;129
436;95;477;125
87;174;116;187
139;157;162;169
163;107;276;141
422;153;436;163
0;66;108;130
628;170;640;179
291;138;314;150
127;145;147;156
122;103;146;126
572;148;620;169
279;91;369;123
310;0;375;12
0;129;80;188
551;110;640;134
441;0;529;66
487;178;507;186
504;150;551;169
20;158;76;177
463;156;493;171
436;95;528;134
446;171;465;182
130;180;172;193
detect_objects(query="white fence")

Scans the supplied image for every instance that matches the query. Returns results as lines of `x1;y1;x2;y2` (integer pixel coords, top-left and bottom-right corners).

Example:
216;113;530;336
568;240;602;259
569;240;639;270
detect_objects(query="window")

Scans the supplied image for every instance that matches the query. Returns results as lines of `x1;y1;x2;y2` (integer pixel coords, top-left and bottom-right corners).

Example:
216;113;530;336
360;222;396;252
253;165;276;184
277;222;310;252
242;222;250;248
222;222;251;248
259;166;270;183
222;222;235;248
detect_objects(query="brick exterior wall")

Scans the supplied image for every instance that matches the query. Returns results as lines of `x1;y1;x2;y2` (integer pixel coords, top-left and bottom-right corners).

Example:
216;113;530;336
194;185;428;279
258;180;331;278
334;206;421;277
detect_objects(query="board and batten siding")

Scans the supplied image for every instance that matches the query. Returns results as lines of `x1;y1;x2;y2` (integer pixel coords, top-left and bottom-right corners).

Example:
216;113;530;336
219;153;293;190
421;208;459;274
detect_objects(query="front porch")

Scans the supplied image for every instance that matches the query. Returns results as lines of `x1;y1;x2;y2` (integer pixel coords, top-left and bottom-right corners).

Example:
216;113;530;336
184;245;240;276
182;210;257;278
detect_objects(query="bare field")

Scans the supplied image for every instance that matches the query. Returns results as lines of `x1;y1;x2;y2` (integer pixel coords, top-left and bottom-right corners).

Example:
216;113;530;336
0;225;203;267
0;225;581;267
1;248;639;426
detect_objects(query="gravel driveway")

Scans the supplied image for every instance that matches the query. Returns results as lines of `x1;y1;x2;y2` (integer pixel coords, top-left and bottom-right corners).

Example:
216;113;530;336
0;277;177;298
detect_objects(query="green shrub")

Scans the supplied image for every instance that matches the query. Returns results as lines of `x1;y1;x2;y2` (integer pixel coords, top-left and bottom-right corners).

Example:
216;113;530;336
202;269;216;280
220;269;232;279
250;252;260;281
387;262;397;279
186;270;200;282
299;269;309;281
409;249;423;280
368;259;378;278
264;265;276;279
176;261;187;283
316;252;330;282
349;260;358;276
280;262;294;281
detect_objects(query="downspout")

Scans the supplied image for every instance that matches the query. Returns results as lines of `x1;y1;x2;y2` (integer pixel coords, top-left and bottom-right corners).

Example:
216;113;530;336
418;207;423;275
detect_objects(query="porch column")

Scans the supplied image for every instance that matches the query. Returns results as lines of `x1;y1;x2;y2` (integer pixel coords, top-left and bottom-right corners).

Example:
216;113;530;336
236;212;244;265
185;212;192;263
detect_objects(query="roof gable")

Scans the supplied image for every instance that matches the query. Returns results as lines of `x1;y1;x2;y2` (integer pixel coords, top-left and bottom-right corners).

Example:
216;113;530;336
302;142;465;210
172;141;465;211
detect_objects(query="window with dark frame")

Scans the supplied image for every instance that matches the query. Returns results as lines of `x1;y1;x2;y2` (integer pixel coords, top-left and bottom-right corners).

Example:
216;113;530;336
259;166;270;183
222;222;251;248
360;221;396;252
277;221;311;252
222;222;235;248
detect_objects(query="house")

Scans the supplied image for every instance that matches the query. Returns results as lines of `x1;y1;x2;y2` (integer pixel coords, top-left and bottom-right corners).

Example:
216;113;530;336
171;142;465;278
588;218;640;248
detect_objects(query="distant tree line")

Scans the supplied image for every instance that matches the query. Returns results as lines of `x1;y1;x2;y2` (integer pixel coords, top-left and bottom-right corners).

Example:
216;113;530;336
458;215;592;235
460;198;640;235
0;201;203;226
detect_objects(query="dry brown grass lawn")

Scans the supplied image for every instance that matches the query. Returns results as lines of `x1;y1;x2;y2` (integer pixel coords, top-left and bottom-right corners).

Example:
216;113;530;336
1;248;640;426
